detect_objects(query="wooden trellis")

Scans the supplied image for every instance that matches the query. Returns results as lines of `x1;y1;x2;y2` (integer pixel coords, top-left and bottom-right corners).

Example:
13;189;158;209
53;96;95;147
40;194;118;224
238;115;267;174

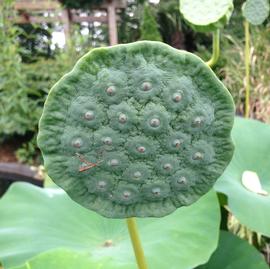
12;0;127;45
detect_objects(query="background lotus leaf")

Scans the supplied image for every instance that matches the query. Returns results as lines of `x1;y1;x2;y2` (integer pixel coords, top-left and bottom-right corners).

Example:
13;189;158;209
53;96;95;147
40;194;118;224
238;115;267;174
242;0;270;25
0;182;220;269
179;0;234;32
215;117;270;236
11;249;119;269
197;231;269;269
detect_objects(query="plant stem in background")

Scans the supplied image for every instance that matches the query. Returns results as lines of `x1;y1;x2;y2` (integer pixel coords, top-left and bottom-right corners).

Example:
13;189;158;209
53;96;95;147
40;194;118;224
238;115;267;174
126;218;148;269
244;20;250;118
206;29;220;68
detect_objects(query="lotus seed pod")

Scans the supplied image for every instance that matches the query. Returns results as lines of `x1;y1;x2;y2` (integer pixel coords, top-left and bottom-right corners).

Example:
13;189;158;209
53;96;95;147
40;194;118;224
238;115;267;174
242;0;270;26
37;41;234;218
180;0;234;32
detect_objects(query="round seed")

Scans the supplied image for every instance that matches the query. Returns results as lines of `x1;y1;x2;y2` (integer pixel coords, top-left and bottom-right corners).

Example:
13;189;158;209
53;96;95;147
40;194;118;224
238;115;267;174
137;146;146;153
123;190;131;199
142;82;152;91
106;86;116;96
118;113;127;123
193;152;204;160
177;176;186;184
72;138;82;148
163;163;172;170
152;187;161;196
173;92;182;102
173;139;182;148
103;137;112;145
109;159;119;166
97;180;106;188
193;116;203;127
134;171;142;178
84;111;95;120
150;118;160;127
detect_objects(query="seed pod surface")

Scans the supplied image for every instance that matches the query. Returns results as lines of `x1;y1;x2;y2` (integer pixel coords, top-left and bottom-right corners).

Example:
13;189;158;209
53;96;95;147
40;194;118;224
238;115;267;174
38;41;234;218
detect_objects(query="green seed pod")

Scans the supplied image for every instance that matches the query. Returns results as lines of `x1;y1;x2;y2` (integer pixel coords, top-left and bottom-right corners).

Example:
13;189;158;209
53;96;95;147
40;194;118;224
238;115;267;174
38;41;234;218
180;0;234;32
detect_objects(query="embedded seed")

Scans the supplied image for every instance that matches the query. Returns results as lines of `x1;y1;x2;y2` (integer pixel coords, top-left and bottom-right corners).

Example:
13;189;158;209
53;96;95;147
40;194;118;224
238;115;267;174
177;176;186;184
97;180;106;188
123;190;131;199
137;146;146;153
103;137;112;145
118;113;127;123
193;116;203;127
173;139;182;148
172;92;182;102
152;187;161;196
109;159;119;166
84;110;95;120
134;171;142;178
163;163;172;170
72;138;82;148
142;82;152;91
193;152;204;160
106;86;116;96
150;118;160;127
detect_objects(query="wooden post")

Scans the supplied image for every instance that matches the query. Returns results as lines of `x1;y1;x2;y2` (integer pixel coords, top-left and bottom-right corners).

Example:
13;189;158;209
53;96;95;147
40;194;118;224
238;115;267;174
107;0;118;45
62;8;71;46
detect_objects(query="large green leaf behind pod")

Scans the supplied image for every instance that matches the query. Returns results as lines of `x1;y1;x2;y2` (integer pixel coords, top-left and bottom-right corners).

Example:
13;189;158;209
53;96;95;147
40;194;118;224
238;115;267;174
215;117;270;236
242;0;270;25
197;231;269;269
0;183;220;269
179;0;234;32
11;249;117;269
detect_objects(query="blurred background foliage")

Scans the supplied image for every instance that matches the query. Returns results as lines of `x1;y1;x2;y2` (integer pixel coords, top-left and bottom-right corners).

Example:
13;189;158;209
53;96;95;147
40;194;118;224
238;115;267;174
0;0;269;165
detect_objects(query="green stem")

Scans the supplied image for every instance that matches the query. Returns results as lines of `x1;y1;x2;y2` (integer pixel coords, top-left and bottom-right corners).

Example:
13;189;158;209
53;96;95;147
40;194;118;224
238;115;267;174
126;218;148;269
206;29;220;68
244;20;250;118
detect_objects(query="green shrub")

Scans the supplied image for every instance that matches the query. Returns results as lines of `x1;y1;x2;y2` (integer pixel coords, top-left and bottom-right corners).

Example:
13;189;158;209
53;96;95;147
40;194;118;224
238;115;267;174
140;4;162;41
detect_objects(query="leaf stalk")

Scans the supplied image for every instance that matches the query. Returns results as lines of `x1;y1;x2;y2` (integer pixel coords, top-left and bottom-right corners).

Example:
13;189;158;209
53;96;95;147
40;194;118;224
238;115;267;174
126;218;148;269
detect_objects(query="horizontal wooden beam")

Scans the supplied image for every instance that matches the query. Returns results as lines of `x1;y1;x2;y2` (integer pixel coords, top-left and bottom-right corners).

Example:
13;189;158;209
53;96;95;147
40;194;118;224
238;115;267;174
14;14;122;24
14;1;61;10
72;15;108;23
15;15;64;23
